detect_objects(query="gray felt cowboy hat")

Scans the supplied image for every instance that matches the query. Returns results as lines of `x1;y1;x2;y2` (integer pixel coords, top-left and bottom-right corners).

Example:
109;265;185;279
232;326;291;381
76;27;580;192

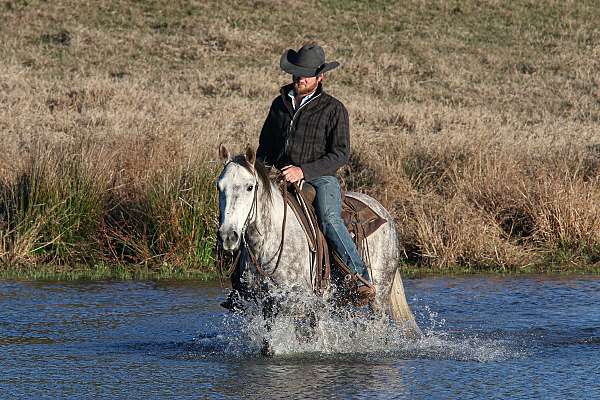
280;44;340;77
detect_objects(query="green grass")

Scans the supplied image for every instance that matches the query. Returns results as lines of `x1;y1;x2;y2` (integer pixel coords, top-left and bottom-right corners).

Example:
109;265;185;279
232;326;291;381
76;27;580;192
0;262;218;281
398;262;600;279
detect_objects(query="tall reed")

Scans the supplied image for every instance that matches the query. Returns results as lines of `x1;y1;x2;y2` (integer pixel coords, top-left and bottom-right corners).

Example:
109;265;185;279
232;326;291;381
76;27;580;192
0;142;106;265
0;139;219;275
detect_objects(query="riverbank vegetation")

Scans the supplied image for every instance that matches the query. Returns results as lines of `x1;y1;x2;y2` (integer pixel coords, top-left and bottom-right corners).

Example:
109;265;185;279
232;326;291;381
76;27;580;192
1;0;600;279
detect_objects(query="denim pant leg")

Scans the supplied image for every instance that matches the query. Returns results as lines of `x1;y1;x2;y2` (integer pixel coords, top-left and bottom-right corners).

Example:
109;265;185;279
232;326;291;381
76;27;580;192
308;176;368;277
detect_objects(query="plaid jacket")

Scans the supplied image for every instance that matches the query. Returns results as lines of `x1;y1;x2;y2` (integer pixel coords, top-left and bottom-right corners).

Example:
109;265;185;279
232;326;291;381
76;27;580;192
256;83;350;181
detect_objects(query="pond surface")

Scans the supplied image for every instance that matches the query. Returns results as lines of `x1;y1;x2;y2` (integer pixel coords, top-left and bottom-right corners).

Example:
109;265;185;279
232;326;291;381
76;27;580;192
1;275;599;399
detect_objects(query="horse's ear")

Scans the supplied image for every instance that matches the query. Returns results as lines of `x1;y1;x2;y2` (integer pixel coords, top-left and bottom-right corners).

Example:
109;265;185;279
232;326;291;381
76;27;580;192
245;145;256;167
219;143;231;163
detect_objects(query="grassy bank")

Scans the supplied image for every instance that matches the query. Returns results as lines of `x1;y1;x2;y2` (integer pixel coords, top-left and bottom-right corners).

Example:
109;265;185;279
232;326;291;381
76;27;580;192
0;262;216;281
1;0;600;278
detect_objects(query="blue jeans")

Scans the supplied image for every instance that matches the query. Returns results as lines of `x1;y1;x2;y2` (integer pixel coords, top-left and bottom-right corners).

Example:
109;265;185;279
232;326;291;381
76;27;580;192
307;176;369;279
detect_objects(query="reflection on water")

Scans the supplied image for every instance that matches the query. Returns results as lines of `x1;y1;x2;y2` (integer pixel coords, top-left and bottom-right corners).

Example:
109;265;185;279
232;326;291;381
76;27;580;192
1;276;600;399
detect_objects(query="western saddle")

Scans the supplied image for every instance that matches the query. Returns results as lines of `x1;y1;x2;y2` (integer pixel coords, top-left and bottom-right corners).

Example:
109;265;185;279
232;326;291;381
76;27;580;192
286;181;386;306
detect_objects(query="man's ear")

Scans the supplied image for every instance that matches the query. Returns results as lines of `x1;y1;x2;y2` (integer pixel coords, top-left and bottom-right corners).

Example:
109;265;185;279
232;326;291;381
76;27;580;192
245;144;256;167
219;143;231;163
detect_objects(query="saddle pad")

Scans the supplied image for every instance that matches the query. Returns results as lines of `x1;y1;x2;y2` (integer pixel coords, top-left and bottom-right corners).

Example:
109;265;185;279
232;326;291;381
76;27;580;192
293;182;387;238
341;196;387;239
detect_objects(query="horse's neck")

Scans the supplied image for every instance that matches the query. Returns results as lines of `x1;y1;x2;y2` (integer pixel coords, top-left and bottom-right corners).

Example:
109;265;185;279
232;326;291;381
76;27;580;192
249;183;284;252
246;182;313;288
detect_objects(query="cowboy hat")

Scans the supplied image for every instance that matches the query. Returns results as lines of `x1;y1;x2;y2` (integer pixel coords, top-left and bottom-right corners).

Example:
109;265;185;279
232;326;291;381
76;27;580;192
280;44;339;77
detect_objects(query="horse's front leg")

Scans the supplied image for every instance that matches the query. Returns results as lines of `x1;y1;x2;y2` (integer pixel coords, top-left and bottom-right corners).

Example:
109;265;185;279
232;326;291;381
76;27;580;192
260;294;280;356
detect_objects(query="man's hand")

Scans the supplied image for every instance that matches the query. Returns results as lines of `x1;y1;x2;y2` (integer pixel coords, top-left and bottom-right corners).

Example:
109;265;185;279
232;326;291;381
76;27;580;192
282;165;304;183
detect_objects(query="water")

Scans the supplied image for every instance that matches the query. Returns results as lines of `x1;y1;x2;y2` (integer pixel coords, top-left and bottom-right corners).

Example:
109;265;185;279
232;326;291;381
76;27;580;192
1;275;600;399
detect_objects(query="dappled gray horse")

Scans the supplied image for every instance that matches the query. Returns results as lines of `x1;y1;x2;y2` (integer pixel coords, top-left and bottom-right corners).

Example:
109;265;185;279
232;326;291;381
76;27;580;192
217;145;419;335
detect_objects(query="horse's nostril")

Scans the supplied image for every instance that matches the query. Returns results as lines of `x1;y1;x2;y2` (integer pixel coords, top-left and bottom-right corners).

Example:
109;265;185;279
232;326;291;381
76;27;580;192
219;228;239;246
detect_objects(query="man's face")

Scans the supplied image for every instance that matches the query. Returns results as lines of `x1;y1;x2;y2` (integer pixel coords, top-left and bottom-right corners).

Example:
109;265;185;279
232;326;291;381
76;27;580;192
293;74;323;96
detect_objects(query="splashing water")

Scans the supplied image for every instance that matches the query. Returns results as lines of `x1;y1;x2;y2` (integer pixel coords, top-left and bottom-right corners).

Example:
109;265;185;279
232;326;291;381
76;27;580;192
194;289;525;363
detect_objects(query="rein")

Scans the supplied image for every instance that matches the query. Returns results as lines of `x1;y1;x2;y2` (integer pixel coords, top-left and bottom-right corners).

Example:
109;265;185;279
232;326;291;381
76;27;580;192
243;181;288;279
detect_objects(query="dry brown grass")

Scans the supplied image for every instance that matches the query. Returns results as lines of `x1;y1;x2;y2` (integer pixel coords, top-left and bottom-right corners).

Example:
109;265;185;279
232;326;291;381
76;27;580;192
1;0;600;273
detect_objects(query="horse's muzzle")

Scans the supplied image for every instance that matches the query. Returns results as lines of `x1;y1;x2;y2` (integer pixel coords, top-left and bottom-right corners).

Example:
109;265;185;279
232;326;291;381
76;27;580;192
218;227;240;251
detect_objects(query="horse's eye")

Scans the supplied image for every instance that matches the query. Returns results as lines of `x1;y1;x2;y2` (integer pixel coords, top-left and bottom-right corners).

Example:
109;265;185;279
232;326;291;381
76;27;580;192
247;185;254;192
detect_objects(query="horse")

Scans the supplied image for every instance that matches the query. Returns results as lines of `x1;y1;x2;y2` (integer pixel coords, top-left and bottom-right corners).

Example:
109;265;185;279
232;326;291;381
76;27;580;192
216;144;420;343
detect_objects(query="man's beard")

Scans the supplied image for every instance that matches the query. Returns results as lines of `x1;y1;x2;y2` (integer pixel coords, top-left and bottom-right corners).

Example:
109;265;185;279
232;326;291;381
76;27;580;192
294;80;318;96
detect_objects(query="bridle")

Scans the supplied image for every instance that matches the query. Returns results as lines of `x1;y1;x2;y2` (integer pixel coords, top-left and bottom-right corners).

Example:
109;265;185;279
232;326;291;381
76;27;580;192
222;164;288;281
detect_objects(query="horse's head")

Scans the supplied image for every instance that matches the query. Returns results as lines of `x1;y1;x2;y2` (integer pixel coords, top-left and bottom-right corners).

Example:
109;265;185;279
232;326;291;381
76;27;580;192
216;144;260;252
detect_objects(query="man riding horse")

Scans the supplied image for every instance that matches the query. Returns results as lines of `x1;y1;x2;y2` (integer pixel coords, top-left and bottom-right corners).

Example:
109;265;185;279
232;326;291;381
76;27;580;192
221;43;375;311
258;44;371;284
217;45;420;335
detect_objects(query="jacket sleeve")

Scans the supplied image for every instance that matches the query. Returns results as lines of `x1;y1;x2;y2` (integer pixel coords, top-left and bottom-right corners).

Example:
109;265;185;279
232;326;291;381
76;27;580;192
300;102;350;181
256;101;278;166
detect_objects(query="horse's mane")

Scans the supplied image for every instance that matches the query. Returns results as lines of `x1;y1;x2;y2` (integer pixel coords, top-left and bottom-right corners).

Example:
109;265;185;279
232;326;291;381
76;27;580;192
231;155;273;201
